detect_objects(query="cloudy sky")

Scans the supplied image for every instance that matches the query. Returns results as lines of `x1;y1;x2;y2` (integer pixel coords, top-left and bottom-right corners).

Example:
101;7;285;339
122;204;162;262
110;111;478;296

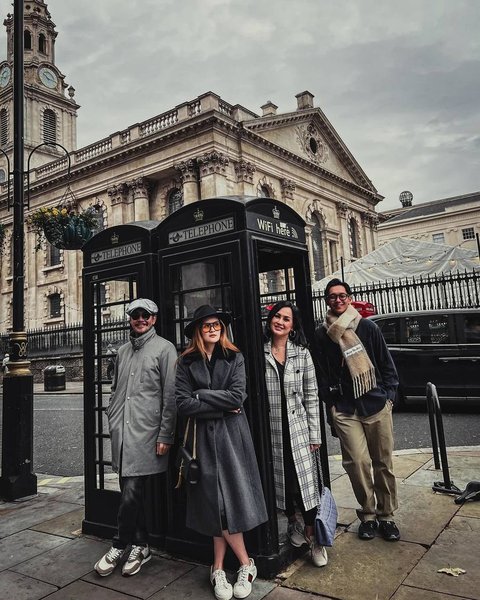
2;0;479;210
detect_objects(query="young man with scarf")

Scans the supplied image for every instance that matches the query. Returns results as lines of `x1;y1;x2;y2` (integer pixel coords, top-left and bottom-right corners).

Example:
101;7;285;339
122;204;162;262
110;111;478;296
314;279;400;542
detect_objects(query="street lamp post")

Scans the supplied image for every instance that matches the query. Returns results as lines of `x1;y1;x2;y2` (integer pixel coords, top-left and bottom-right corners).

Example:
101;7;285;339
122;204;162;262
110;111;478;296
0;0;37;500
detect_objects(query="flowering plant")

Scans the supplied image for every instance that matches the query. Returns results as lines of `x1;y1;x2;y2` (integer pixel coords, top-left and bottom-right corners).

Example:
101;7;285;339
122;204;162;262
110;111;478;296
27;204;99;251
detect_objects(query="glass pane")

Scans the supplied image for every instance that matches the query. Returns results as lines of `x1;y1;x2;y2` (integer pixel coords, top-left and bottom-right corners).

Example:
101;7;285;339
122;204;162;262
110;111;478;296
464;315;480;343
406;317;421;344
428;316;450;343
377;319;399;344
180;261;220;291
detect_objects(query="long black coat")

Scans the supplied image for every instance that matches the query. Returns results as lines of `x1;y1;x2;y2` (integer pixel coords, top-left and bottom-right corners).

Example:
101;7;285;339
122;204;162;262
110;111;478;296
175;348;268;537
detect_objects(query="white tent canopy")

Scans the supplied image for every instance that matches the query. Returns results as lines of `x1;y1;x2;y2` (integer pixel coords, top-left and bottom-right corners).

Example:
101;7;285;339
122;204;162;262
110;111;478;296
312;237;479;292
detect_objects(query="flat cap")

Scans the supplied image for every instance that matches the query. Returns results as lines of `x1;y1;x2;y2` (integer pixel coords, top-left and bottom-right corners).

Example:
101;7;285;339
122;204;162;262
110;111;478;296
126;298;158;316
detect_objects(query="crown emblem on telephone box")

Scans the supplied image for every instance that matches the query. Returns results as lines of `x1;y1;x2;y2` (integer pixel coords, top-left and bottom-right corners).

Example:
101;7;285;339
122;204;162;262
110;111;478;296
272;206;280;219
193;208;204;222
111;232;119;245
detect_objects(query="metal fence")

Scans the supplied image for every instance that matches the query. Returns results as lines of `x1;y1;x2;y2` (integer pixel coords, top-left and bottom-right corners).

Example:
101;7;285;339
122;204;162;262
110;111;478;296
1;270;478;357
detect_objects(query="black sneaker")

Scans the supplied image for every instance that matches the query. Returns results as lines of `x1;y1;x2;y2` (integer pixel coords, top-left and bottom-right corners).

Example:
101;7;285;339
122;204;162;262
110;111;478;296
378;520;400;541
358;520;378;540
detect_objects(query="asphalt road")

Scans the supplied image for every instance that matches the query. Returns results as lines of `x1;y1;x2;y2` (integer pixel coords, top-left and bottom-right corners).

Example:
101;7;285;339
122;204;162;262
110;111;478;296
0;394;479;476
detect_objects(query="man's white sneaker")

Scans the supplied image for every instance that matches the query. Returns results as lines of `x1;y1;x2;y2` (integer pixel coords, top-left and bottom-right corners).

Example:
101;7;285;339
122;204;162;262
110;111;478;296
94;546;124;577
287;521;307;547
310;541;328;567
210;567;233;600
121;544;151;576
233;558;257;599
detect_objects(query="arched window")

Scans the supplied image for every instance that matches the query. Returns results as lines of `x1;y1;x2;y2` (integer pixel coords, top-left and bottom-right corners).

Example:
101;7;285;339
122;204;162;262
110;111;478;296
311;214;326;282
43;109;56;144
349;217;360;258
0;168;6;183
0;108;9;147
49;293;61;317
49;244;61;266
168;188;183;215
258;185;270;198
39;33;47;54
24;30;32;50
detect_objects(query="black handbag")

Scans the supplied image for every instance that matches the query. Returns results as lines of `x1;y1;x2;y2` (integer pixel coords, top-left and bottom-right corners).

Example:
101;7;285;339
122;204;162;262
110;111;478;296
314;450;338;547
175;418;201;487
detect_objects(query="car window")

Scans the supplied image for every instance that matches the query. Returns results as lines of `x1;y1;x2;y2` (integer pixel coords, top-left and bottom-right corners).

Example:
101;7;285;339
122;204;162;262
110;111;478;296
406;315;450;344
376;318;400;344
464;315;480;343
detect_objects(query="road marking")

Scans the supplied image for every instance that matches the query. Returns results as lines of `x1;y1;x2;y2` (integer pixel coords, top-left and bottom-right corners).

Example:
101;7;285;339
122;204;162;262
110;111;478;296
57;477;71;484
38;478;52;486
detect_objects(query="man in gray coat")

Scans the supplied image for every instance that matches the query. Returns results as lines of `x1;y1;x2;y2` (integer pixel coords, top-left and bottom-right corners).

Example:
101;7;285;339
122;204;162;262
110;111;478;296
94;298;177;577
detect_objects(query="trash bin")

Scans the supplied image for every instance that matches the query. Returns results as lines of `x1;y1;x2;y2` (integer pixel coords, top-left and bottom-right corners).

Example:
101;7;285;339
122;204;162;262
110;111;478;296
44;365;66;391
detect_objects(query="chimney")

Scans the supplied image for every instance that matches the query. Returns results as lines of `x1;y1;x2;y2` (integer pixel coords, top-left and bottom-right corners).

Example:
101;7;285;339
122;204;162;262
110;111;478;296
261;101;278;117
295;91;314;110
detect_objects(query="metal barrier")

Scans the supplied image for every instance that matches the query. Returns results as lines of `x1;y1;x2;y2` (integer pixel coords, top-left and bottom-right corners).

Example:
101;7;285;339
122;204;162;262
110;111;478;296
426;382;462;495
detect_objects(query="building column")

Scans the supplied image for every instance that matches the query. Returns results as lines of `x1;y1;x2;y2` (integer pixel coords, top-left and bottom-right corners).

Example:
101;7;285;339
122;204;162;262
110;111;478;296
304;224;314;283
175;159;199;204
336;201;350;261
234;160;256;195
197;151;229;198
362;212;373;254
131;177;151;221
107;183;130;226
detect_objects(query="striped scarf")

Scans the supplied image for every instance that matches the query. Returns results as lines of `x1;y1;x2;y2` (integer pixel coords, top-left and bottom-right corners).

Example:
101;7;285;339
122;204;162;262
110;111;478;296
325;304;376;399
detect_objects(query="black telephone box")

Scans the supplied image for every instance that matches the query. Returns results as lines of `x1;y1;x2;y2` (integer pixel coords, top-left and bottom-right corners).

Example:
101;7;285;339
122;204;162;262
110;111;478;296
154;196;329;576
80;199;329;577
81;221;168;545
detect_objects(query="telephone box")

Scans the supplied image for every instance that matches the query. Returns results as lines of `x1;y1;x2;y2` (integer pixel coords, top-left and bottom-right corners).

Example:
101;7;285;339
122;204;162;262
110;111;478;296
154;196;329;576
81;221;167;545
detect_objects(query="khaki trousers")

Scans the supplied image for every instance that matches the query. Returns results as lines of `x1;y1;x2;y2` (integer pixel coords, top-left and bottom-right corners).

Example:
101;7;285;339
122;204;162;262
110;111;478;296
331;403;398;521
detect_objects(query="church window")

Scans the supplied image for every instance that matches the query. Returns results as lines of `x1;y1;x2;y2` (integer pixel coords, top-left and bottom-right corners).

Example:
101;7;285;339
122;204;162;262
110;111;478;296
258;185;270;198
39;33;47;54
43;109;56;144
0;169;6;183
462;227;475;240
309;137;318;155
349;217;360;258
49;244;61;267
49;293;61;318
432;233;445;244
0;108;9;146
311;214;326;282
167;188;183;215
24;30;32;50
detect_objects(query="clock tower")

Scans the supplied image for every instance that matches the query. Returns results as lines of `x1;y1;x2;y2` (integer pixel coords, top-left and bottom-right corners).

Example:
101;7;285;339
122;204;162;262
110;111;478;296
0;0;79;175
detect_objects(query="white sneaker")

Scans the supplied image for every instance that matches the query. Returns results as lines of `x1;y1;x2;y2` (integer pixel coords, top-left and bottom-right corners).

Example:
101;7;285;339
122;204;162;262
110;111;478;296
94;546;124;576
210;567;233;600
287;521;307;547
310;540;328;567
121;544;151;576
233;558;257;599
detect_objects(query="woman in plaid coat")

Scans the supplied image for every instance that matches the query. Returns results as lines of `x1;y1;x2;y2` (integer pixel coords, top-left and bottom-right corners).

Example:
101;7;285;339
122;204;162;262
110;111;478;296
264;301;327;567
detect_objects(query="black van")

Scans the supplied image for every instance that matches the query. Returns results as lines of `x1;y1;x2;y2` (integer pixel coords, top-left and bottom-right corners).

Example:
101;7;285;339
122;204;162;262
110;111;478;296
369;309;480;405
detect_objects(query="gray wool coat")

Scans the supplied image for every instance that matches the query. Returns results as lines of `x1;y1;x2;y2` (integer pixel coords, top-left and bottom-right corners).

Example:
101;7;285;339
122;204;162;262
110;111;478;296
175;348;268;537
264;340;321;512
106;326;177;477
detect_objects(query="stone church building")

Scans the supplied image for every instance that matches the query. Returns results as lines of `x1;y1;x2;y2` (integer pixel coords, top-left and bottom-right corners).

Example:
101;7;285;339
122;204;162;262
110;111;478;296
0;0;383;331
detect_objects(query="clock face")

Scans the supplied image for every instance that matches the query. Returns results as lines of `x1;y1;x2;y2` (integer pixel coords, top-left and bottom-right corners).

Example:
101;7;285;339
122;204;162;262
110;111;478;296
39;67;58;89
0;65;11;88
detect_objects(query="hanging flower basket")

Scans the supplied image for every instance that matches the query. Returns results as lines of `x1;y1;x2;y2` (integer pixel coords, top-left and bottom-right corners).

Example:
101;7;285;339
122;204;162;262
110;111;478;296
27;205;99;251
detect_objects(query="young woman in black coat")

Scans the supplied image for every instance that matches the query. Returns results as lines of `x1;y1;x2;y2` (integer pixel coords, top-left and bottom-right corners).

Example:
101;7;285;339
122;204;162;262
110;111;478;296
175;305;267;600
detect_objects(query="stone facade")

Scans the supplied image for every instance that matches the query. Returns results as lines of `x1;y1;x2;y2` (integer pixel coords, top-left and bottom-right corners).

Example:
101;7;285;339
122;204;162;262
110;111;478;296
378;192;480;252
0;3;384;331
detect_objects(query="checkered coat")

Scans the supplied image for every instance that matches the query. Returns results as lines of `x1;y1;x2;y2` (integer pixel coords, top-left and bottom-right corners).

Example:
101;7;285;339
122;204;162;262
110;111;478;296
264;340;321;511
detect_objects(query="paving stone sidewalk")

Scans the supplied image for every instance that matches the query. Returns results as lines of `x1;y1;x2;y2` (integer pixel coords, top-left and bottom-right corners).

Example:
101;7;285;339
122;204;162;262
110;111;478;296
1;447;479;600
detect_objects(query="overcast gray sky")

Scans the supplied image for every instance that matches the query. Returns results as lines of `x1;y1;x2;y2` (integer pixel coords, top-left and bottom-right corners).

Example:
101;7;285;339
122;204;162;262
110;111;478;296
3;0;479;210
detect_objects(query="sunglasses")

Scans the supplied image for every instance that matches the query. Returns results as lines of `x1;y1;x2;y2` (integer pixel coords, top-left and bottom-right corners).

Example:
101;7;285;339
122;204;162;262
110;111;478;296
326;293;349;302
201;320;222;333
130;310;153;320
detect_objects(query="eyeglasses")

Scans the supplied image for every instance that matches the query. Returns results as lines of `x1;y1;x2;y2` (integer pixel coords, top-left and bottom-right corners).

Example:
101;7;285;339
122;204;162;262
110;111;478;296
130;310;153;320
201;320;221;332
326;293;349;302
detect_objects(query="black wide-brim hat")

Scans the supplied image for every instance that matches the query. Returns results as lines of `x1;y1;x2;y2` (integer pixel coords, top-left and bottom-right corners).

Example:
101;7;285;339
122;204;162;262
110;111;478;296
184;305;231;339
